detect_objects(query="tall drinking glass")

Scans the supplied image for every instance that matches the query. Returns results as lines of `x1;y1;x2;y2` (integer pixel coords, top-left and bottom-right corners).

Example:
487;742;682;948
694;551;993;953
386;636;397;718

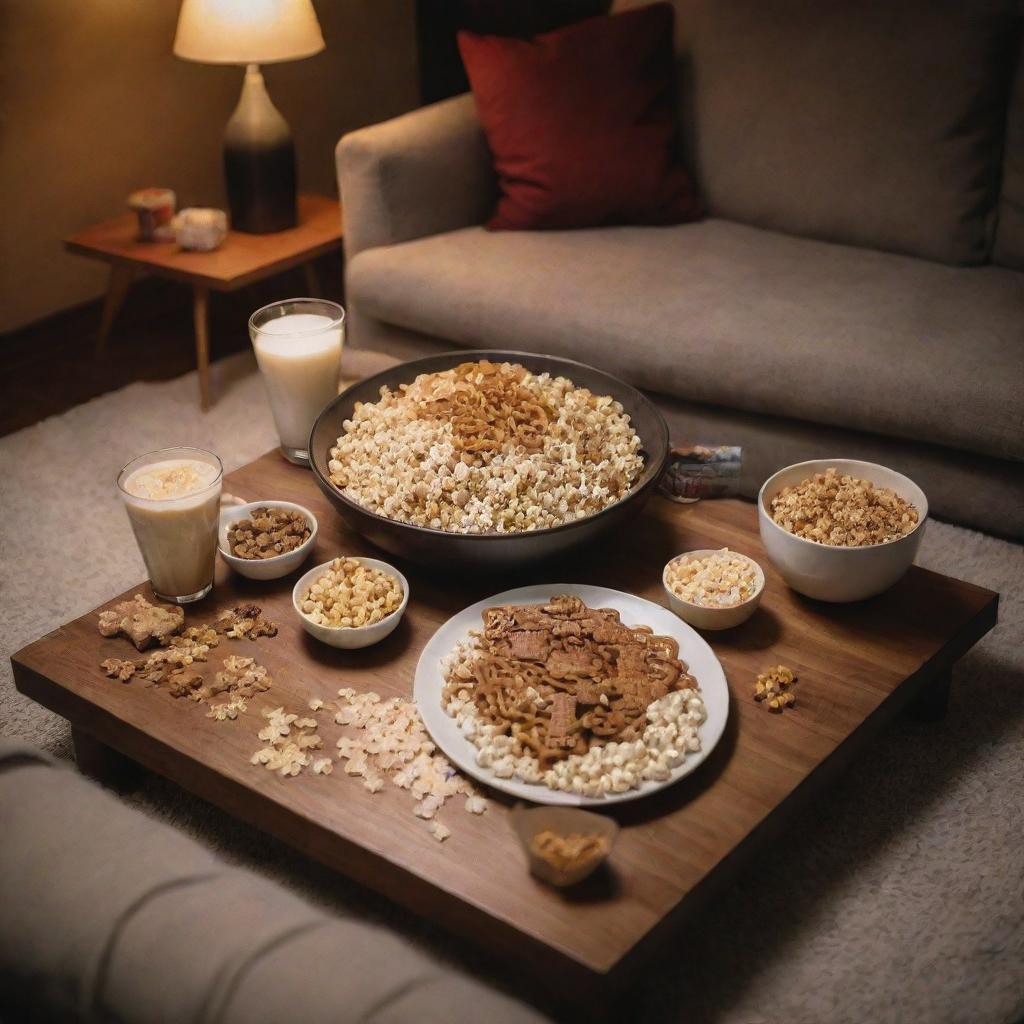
249;298;345;465
117;446;223;604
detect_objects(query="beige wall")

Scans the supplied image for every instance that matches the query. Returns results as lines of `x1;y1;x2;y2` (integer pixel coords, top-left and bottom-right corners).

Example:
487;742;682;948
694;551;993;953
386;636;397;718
0;0;419;334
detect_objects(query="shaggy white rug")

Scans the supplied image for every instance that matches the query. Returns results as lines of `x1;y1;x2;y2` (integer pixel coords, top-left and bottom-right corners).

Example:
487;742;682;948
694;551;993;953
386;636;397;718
1;351;1022;1024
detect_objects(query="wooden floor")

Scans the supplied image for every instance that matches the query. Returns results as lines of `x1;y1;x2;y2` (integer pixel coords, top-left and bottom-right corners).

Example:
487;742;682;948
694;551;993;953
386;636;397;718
0;253;343;438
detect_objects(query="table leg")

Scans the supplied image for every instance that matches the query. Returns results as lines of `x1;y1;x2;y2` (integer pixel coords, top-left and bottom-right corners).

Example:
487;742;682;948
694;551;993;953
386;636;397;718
904;668;952;722
72;726;139;785
96;264;133;355
303;260;320;298
193;285;211;411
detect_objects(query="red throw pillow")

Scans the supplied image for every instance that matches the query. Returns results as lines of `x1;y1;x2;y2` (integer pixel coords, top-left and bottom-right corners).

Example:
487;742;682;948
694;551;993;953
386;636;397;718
457;3;701;231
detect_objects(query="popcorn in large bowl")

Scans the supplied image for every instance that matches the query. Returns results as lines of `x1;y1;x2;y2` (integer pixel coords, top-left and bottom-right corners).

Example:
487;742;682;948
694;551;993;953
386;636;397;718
310;351;669;569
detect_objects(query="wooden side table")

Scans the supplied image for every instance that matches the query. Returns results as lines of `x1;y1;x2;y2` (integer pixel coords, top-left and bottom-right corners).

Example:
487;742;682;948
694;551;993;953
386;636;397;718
64;194;343;410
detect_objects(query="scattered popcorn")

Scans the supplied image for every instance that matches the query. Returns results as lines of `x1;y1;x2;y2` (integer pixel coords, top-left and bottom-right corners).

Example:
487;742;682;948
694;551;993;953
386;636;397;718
206;696;247;721
250;706;322;778
754;665;797;712
309;698;324;712
312;758;333;775
430;821;452;842
322;688;487;839
665;548;760;608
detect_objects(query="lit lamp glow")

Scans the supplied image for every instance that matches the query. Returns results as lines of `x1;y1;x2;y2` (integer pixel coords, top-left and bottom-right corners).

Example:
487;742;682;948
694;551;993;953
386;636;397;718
173;0;325;233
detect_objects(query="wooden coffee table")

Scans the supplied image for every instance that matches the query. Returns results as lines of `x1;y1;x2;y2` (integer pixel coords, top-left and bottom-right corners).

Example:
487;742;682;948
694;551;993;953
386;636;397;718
64;194;343;411
11;452;997;1011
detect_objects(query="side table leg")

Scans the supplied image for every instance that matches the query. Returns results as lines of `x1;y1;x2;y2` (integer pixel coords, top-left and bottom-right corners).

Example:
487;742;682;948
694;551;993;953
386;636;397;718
193;285;211;411
303;259;321;298
72;726;139;785
96;265;133;356
904;668;952;722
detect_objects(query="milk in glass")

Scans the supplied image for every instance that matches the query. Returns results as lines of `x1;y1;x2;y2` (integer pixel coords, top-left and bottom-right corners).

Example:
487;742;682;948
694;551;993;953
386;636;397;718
118;449;223;603
250;302;344;464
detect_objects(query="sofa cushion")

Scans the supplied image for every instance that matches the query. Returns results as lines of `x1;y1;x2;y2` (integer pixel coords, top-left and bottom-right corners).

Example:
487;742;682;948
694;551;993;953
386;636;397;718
457;4;701;231
348;220;1024;462
994;28;1024;270
663;0;1018;265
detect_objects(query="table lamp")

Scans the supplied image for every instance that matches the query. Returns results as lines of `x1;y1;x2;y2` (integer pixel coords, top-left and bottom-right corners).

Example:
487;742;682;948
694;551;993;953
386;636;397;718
173;0;325;234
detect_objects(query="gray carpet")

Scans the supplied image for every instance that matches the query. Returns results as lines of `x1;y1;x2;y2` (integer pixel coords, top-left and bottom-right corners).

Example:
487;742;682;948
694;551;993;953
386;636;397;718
2;351;1022;1024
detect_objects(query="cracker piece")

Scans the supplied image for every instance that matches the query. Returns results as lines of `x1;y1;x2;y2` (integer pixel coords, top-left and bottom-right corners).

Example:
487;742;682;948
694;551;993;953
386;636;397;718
546;693;578;750
507;630;550;662
97;594;184;650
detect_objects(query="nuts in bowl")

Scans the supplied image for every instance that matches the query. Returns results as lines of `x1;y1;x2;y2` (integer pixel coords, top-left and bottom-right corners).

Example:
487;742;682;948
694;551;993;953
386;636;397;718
758;459;928;602
663;548;765;631
292;556;409;649
218;500;317;580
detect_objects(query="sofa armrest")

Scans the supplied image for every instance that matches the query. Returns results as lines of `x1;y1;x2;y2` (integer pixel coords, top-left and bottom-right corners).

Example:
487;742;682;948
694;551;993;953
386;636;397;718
337;93;497;260
0;738;547;1024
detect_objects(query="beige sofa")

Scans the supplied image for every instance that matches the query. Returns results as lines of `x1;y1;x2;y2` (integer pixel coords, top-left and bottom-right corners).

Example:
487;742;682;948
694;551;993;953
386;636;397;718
336;0;1024;539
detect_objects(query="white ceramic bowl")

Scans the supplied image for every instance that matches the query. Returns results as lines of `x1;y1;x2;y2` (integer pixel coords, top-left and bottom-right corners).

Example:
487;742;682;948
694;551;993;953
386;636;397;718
218;500;318;581
663;549;765;631
758;459;928;603
292;556;409;649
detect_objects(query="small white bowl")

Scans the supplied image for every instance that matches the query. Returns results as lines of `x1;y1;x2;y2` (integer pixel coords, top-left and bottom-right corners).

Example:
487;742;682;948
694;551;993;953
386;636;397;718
218;500;318;581
292;556;409;650
758;458;928;603
663;549;765;631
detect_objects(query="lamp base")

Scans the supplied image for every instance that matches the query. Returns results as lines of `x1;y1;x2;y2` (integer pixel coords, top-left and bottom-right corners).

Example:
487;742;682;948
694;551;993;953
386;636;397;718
224;64;297;234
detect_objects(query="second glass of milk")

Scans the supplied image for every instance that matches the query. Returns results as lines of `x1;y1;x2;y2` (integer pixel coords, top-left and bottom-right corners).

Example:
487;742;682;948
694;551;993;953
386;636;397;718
249;298;345;465
117;447;223;604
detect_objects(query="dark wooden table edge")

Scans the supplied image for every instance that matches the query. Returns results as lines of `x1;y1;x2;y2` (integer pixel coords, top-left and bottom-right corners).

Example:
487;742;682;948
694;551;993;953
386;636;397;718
609;586;999;986
9;584;1000;1007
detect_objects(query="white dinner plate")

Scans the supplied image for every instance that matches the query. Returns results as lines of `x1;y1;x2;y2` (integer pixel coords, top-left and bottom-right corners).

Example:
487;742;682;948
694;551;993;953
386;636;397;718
414;583;730;807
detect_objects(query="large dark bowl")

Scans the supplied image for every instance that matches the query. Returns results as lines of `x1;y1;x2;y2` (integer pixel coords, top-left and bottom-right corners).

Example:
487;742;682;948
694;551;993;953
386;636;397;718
310;350;669;570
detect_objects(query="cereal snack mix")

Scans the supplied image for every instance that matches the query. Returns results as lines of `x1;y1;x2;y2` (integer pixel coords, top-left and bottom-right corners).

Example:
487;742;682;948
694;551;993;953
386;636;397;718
442;595;706;797
769;468;918;546
300;558;403;628
328;360;643;534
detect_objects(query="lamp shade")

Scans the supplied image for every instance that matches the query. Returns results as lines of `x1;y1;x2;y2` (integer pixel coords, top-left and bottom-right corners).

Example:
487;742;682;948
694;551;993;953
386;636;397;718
173;0;325;65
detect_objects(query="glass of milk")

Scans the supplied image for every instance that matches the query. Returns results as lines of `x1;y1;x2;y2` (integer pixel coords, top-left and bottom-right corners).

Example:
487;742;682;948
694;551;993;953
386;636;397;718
117;447;223;604
249;298;345;465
